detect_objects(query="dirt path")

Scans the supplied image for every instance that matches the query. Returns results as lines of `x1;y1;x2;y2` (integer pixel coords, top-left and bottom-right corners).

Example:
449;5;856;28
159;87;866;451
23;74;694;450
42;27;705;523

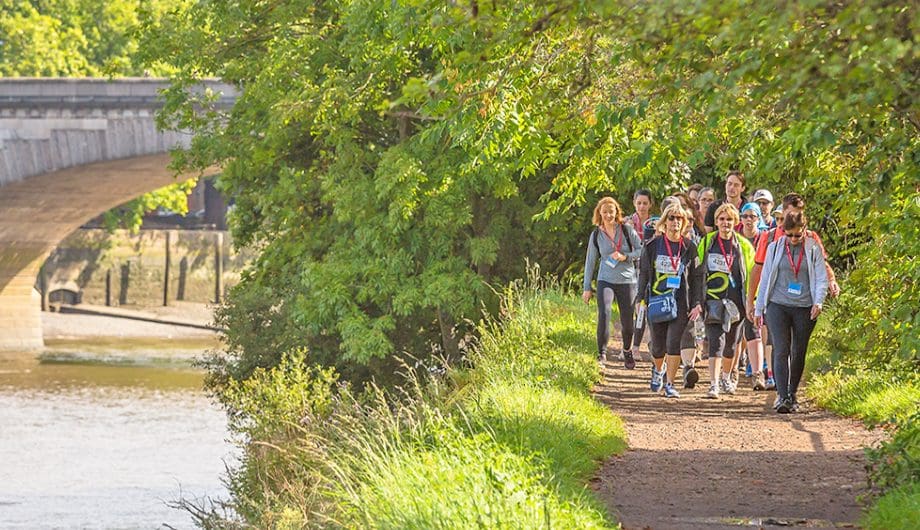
592;353;884;530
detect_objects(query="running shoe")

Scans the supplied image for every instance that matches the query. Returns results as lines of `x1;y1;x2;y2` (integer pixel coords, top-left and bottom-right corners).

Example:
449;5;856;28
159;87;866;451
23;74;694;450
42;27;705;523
765;375;776;390
773;395;783;410
664;383;680;398
776;397;793;414
650;366;663;392
720;373;736;395
752;372;766;391
623;349;636;370
706;384;719;399
790;395;800;412
683;366;699;389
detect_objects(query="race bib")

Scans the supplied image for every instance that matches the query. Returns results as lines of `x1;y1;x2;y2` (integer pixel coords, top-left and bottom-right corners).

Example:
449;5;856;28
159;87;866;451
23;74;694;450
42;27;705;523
787;282;803;296
655;255;680;275
707;253;730;274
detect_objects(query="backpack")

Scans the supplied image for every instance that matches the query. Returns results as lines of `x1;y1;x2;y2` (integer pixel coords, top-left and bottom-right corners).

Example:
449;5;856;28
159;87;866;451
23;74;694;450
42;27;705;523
591;224;635;256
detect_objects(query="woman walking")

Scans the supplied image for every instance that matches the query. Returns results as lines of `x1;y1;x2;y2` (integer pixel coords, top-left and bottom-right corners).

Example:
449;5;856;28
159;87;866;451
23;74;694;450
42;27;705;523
583;197;643;369
636;202;704;398
738;202;770;390
699;204;755;398
754;211;828;413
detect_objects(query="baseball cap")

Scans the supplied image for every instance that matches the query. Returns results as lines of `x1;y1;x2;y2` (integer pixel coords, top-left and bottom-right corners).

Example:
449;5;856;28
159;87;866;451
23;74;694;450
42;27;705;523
772;205;783;217
752;189;774;203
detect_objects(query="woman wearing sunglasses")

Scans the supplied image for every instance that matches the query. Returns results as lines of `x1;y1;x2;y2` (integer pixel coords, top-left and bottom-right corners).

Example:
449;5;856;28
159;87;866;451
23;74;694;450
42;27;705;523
698;203;755;398
753;211;828;413
738;203;770;391
636;202;704;398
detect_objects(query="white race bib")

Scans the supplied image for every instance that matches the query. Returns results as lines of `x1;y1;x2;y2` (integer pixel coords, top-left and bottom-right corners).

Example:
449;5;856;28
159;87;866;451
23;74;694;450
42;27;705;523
707;253;730;274
655;255;680;275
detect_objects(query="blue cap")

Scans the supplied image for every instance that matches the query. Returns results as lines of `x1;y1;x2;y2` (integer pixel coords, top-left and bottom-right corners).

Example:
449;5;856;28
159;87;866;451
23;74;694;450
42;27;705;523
740;202;761;216
740;202;769;230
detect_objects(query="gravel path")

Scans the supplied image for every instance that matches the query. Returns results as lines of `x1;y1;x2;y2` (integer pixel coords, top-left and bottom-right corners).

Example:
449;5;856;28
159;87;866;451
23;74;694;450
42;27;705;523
592;354;883;530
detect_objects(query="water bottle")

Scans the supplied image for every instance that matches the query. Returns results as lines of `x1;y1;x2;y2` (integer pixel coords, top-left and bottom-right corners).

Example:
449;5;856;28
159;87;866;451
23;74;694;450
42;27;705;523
635;301;646;328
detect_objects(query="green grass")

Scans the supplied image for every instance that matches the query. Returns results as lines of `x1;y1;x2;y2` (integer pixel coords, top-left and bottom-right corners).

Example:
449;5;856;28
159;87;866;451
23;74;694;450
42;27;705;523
863;483;920;530
219;280;627;528
328;281;626;528
807;368;920;425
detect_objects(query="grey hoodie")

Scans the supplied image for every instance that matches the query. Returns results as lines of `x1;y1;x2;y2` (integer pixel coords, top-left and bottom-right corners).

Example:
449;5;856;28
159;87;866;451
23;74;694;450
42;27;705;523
754;236;828;317
583;224;643;290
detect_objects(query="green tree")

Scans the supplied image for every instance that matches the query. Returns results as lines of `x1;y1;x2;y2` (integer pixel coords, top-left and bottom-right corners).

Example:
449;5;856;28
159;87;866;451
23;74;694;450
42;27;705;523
139;0;918;384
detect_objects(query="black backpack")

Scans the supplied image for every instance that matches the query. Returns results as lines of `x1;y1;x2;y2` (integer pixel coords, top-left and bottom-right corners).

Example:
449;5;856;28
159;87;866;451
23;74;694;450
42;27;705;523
591;224;635;255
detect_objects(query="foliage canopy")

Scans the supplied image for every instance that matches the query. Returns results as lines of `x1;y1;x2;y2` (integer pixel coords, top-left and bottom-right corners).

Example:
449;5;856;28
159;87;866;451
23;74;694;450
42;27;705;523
138;0;918;381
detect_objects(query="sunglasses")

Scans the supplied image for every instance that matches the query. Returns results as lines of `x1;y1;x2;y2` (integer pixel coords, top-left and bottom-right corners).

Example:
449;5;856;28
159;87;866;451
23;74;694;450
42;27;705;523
741;214;758;220
787;232;804;239
666;215;684;221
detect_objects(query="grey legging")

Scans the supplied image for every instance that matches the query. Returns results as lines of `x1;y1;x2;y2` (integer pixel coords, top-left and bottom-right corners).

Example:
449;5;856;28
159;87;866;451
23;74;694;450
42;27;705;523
597;280;636;356
765;303;817;401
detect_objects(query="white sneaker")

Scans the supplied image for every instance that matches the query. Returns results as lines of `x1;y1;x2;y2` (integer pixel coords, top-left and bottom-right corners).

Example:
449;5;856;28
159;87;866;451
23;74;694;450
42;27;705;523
706;384;720;399
720;373;736;395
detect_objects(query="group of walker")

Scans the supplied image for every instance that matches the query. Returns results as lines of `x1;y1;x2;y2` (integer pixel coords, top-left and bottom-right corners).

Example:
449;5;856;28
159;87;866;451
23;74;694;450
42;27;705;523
583;171;838;413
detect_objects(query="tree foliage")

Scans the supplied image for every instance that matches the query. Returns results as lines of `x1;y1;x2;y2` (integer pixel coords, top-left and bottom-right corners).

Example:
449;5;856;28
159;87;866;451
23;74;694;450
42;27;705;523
138;0;918;382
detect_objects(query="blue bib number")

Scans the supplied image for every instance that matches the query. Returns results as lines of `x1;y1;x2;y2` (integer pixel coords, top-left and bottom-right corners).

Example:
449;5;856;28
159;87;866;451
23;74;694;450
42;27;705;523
787;282;803;296
666;275;681;289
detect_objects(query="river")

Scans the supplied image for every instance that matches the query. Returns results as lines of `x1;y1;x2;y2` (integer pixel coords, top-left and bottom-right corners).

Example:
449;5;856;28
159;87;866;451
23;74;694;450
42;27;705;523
0;337;234;529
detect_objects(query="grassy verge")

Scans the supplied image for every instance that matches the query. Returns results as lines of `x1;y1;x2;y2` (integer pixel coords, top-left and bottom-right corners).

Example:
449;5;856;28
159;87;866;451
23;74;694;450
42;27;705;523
213;280;626;528
806;313;920;530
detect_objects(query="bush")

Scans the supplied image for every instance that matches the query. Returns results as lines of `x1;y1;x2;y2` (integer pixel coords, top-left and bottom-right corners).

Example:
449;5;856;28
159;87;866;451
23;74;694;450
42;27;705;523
207;280;626;528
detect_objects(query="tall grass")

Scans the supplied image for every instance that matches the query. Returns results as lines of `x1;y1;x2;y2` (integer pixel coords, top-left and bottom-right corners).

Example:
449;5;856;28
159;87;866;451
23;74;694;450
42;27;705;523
210;277;626;528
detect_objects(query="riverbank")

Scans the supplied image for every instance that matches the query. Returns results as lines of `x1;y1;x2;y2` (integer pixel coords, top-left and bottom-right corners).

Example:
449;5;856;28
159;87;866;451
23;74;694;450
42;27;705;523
39;302;220;365
42;301;218;340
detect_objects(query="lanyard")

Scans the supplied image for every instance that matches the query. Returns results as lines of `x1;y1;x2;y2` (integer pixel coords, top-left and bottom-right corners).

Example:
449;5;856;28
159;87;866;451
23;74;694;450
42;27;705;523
602;226;623;253
785;240;804;278
717;235;735;274
632;214;643;239
664;237;683;273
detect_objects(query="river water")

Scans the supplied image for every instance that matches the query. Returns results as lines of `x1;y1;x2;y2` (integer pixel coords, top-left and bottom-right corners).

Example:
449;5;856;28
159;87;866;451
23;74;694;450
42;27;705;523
0;338;234;529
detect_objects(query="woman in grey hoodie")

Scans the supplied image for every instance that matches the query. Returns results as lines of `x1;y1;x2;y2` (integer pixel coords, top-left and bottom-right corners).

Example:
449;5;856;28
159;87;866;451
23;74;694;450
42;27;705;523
583;197;643;369
754;211;828;413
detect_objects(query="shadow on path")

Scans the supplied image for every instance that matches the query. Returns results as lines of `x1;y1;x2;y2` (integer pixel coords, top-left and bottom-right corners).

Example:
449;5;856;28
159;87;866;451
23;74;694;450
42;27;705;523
591;355;883;530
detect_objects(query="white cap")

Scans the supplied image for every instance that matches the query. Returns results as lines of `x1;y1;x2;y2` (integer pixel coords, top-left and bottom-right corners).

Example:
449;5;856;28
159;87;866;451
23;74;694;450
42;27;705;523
752;189;774;203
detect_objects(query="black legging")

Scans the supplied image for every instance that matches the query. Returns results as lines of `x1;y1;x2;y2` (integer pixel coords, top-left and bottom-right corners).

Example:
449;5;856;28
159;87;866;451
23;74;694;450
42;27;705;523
705;319;743;358
765;303;817;401
597;281;636;356
648;308;690;359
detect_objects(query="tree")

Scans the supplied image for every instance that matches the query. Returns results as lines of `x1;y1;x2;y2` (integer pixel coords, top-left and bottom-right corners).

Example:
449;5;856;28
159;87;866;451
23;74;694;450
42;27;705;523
139;0;918;383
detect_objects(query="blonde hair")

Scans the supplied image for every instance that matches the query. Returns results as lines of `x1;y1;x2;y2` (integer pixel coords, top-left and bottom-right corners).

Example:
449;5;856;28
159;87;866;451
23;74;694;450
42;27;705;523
714;202;740;225
592;197;624;226
655;203;689;234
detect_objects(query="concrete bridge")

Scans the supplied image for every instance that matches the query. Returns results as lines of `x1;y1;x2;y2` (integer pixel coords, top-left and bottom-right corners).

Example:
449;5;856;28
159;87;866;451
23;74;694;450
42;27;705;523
0;78;236;351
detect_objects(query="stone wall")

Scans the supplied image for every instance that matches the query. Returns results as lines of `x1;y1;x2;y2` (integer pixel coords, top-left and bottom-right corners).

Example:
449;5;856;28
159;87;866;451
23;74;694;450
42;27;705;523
40;229;253;307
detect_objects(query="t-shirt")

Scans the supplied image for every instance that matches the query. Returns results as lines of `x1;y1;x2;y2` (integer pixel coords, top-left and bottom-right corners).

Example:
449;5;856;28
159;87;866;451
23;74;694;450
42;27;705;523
754;227;827;265
626;213;649;242
768;241;814;307
705;236;744;308
704;196;746;228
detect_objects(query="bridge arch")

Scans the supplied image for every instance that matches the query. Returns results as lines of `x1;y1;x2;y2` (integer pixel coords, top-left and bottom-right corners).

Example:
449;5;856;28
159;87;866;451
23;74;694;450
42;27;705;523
0;78;235;351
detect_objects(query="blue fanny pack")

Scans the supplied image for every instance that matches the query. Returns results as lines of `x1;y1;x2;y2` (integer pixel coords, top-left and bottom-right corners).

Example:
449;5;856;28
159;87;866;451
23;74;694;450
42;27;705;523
648;291;678;323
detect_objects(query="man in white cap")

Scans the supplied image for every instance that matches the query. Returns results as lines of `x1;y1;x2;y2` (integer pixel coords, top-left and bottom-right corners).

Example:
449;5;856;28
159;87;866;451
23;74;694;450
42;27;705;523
752;189;776;229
